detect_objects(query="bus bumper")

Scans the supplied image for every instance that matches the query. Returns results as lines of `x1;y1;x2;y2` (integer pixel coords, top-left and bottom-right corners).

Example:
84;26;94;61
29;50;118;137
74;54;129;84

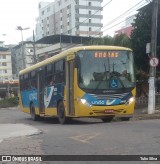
75;101;135;118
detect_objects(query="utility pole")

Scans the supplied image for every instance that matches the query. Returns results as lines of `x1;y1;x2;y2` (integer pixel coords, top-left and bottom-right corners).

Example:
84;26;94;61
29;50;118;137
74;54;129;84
148;0;158;114
33;30;37;63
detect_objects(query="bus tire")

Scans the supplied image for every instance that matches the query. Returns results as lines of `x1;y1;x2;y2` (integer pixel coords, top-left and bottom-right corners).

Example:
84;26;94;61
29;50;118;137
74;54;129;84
30;104;39;121
57;101;67;124
101;116;114;123
120;117;130;121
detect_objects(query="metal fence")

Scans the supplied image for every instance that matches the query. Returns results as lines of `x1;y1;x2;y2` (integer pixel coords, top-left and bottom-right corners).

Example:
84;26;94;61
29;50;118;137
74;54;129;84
136;94;160;105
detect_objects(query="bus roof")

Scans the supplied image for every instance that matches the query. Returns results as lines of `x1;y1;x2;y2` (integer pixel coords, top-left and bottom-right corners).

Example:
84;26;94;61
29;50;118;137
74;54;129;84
19;45;132;75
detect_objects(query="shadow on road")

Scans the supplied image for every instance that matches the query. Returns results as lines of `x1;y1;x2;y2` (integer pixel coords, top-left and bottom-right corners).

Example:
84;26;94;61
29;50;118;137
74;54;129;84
24;117;105;125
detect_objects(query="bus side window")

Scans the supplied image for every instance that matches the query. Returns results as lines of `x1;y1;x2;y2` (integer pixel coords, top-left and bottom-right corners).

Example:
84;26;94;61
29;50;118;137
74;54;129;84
45;64;53;86
24;73;29;90
54;60;65;84
20;75;24;91
30;71;37;89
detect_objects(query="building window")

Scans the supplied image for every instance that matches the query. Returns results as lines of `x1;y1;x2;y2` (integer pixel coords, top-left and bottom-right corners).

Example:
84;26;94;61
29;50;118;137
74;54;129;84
89;2;91;6
47;7;50;12
2;62;7;66
89;27;92;31
67;5;70;9
41;10;44;15
89;19;91;23
89;10;91;15
3;55;6;59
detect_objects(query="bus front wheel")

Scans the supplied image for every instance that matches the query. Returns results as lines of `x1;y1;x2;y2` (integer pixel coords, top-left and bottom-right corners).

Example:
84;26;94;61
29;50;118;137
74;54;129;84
57;101;67;124
30;104;39;121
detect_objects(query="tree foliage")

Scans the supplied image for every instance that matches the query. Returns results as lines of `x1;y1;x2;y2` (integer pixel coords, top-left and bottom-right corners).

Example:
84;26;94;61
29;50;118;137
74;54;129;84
86;34;131;48
131;2;160;73
114;34;131;48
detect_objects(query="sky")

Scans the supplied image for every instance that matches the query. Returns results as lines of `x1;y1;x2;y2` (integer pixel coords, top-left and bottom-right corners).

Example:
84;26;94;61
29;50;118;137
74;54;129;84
0;0;147;45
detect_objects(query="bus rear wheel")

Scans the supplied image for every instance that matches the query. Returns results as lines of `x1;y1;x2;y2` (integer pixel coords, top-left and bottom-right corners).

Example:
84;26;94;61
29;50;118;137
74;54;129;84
30;104;39;121
57;101;67;124
101;116;114;123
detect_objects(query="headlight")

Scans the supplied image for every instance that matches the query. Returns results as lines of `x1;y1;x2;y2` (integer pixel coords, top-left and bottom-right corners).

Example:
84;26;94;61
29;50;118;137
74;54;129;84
80;98;92;107
125;97;135;105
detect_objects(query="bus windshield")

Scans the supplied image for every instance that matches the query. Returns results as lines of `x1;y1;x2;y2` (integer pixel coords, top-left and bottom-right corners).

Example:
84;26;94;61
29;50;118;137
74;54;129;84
76;50;135;90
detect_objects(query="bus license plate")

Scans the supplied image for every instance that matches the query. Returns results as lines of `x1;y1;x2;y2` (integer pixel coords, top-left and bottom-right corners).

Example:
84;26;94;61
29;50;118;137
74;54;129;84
104;109;114;113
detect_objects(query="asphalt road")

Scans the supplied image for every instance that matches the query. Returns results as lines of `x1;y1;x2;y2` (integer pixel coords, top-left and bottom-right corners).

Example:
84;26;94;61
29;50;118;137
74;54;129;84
0;107;160;164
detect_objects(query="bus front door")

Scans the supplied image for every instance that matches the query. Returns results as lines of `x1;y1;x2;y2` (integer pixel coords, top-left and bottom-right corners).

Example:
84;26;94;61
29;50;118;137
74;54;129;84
67;60;75;116
37;69;45;114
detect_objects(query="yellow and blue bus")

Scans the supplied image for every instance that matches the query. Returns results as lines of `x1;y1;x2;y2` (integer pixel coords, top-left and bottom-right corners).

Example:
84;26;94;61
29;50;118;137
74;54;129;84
19;46;136;124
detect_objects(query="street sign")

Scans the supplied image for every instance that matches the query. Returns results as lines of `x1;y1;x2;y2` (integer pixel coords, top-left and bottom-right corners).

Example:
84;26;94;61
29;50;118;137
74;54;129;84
149;57;159;67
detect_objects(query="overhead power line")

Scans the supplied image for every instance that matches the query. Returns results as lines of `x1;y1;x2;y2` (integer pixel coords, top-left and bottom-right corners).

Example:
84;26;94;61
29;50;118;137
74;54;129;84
102;0;145;30
93;0;148;38
62;0;149;49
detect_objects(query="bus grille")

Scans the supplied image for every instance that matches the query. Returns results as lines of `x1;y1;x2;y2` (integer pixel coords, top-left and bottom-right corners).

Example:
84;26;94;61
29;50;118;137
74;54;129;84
91;92;129;100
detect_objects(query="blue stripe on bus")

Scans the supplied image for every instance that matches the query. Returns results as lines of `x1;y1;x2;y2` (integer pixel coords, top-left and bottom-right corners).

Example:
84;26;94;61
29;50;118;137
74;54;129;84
21;84;64;108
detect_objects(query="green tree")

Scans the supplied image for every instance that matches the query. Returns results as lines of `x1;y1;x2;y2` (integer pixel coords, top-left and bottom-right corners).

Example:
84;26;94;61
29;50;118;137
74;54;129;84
86;34;131;48
131;1;160;73
86;35;114;45
114;33;131;48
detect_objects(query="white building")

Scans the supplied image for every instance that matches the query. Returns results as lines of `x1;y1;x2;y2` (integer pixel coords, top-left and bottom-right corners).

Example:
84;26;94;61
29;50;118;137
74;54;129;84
36;0;103;40
11;41;48;78
0;43;12;81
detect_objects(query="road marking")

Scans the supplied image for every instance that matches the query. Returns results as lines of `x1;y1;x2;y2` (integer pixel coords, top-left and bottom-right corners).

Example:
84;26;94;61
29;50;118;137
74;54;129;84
70;133;101;144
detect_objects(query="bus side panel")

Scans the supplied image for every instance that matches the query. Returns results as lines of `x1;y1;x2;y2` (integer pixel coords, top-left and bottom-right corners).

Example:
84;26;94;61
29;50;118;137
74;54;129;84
43;83;65;116
20;89;38;114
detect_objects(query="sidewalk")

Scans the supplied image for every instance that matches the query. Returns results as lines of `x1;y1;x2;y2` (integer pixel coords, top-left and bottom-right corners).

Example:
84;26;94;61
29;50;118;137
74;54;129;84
133;104;160;120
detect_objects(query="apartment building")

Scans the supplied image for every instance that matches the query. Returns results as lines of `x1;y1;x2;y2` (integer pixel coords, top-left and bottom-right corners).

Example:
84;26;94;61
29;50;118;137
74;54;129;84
36;0;103;40
0;43;12;82
11;41;49;78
